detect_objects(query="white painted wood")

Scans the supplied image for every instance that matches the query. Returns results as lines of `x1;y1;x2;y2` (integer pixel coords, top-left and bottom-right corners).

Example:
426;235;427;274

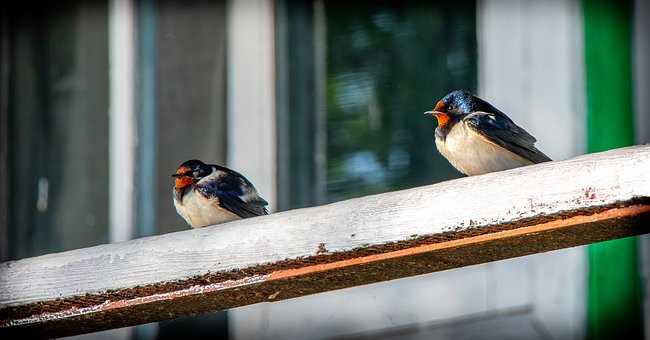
1;146;649;308
478;1;586;339
226;0;276;211
108;0;136;243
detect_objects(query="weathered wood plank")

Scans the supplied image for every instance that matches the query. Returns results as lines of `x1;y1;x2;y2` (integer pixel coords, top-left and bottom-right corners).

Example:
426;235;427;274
1;146;650;337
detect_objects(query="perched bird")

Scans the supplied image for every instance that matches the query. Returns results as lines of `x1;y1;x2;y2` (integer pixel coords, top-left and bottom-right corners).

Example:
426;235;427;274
172;160;268;228
424;90;551;176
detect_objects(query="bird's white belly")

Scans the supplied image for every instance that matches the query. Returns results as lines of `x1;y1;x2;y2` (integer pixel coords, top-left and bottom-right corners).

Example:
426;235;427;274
436;122;532;176
173;189;240;228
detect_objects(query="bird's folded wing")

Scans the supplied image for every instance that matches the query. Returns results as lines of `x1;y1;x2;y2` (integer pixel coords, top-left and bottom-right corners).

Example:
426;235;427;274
464;111;552;164
196;172;269;218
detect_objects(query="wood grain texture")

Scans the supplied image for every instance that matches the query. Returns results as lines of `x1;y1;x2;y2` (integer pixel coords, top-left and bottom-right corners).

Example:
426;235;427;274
1;146;650;337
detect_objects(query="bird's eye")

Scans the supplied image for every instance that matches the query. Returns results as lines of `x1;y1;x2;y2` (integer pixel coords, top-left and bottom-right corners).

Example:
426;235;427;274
448;105;455;111
193;170;201;178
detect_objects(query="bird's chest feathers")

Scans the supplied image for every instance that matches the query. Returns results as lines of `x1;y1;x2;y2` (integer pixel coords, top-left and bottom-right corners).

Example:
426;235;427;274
174;189;239;228
436;122;530;175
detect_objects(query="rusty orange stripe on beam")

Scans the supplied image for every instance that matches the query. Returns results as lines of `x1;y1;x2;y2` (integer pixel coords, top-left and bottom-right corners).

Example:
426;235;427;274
268;204;650;280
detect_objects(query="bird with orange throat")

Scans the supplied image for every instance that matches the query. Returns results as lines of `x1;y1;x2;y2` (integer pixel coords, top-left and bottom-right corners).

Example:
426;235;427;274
425;90;551;176
172;160;268;228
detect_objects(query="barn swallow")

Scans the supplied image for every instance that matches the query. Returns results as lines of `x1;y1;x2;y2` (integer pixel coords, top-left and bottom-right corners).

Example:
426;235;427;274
424;90;551;176
172;160;269;228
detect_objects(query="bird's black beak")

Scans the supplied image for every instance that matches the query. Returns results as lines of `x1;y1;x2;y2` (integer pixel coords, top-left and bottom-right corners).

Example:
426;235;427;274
171;174;181;178
424;110;445;117
424;100;447;118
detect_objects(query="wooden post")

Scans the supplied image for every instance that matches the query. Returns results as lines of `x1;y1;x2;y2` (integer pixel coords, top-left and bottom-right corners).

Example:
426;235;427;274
0;10;9;262
1;146;650;338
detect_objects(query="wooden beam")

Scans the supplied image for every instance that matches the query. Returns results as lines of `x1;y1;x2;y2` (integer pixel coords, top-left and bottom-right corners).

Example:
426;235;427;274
2;146;650;337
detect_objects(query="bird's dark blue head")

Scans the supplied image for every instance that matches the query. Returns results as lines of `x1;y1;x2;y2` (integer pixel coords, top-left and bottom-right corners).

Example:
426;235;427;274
172;159;213;190
425;90;501;127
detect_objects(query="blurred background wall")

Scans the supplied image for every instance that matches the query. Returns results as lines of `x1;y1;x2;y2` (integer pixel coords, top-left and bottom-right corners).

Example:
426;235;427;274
1;0;649;339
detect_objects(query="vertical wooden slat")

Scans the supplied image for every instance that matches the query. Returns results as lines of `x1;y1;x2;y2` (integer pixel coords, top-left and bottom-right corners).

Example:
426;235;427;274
109;0;136;243
313;0;327;205
227;0;277;210
0;10;9;262
135;0;157;240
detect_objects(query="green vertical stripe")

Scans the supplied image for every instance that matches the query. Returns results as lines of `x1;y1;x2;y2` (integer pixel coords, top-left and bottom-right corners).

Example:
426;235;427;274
584;0;634;152
583;0;643;339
